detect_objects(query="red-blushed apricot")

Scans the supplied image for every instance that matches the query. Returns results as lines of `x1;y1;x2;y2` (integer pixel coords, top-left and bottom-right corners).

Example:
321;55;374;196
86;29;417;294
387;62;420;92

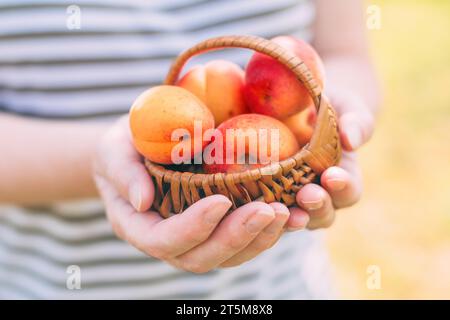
203;114;299;174
283;106;317;147
244;36;325;119
177;60;248;125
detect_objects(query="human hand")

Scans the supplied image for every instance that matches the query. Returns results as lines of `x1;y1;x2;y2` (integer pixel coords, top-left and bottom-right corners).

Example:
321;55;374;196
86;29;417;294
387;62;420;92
93;116;309;272
294;90;375;229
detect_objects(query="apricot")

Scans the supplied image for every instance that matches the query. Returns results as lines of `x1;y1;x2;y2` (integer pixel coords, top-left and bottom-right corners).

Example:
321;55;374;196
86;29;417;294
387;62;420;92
283;106;317;147
177;60;248;125
129;85;214;164
203;114;299;174
243;35;325;119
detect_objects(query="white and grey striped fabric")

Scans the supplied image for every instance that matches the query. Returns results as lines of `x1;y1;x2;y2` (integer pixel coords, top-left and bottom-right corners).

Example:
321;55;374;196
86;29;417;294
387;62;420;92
0;0;336;299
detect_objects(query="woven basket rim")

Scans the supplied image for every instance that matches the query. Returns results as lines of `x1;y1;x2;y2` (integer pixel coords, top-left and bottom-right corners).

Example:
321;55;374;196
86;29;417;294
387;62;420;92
145;147;313;188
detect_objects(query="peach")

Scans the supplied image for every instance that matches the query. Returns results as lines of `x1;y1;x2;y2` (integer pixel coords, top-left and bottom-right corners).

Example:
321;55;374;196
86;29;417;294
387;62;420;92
177;60;248;125
203;114;299;174
283;106;317;147
244;35;325;119
129;85;214;164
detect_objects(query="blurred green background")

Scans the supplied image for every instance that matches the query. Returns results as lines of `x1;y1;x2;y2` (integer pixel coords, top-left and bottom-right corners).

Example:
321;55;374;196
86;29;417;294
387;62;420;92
326;0;450;299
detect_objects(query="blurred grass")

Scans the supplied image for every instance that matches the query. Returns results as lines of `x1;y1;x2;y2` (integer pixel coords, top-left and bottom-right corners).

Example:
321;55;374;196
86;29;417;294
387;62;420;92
326;0;450;299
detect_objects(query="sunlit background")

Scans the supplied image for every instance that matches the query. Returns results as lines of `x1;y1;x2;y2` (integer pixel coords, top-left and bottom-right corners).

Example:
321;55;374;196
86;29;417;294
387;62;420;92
326;0;450;299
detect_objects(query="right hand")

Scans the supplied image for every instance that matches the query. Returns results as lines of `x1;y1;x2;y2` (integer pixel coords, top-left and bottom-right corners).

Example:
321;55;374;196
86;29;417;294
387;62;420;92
93;116;309;273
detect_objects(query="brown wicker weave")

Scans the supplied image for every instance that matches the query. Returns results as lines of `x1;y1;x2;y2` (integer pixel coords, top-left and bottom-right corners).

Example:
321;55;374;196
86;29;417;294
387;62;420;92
145;35;341;218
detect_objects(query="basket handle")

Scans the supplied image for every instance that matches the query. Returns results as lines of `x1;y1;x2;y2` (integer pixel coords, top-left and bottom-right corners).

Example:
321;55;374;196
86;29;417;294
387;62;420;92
164;35;322;111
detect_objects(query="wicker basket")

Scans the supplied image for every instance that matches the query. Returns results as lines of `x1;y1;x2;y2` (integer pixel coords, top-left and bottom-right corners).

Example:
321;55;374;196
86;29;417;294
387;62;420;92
144;35;342;218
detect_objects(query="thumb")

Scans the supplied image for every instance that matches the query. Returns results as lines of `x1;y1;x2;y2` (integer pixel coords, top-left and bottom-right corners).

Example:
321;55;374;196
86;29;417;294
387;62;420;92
123;162;155;213
96;116;155;212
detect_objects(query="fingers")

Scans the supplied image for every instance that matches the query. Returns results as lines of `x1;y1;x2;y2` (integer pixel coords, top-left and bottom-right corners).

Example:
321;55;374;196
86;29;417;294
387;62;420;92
296;183;335;230
110;159;154;213
94;116;154;212
220;202;290;268
115;193;232;259
290;153;362;230
173;202;275;273
321;153;363;209
286;207;310;231
329;90;375;151
339;110;374;151
295;154;362;229
95;174;162;243
137;195;232;259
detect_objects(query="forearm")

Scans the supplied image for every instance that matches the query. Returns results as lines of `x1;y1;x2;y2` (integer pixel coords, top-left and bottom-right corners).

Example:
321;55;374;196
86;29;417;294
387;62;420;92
314;0;382;115
0;113;110;205
322;55;381;115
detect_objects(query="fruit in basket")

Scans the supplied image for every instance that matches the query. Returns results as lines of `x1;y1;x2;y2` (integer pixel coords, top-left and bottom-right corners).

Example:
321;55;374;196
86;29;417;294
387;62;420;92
243;35;325;119
203;114;299;174
129;85;214;164
177;60;248;125
283;106;317;147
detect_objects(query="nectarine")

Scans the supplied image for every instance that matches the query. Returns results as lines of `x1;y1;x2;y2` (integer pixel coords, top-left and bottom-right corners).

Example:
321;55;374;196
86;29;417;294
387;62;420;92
177;60;248;125
244;35;325;119
283;106;317;147
129;85;215;164
203;114;299;174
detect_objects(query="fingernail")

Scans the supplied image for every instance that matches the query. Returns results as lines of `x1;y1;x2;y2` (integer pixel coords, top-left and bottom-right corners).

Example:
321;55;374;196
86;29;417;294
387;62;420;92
327;179;346;191
301;199;323;211
246;210;274;234
205;201;232;224
346;125;363;150
130;184;142;211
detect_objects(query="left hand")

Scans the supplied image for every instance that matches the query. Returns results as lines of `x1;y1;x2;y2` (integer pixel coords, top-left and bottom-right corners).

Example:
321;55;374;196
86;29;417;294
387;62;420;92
292;90;375;230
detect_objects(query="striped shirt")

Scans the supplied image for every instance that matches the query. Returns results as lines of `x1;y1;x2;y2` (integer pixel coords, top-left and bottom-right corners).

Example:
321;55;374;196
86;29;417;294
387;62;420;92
0;0;335;299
